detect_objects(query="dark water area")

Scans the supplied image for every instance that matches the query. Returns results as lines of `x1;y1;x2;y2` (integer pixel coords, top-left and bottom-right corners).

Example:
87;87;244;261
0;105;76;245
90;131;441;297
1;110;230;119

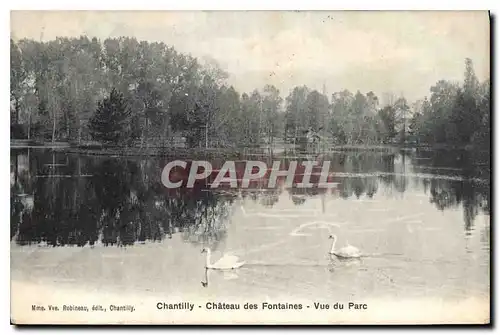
10;148;490;247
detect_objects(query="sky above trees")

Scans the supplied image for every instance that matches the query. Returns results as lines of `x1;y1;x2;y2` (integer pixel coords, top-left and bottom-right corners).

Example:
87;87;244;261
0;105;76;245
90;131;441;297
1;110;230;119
11;11;490;103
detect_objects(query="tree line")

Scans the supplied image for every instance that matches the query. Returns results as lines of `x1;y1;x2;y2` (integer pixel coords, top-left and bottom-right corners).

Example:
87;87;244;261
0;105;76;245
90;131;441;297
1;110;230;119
10;36;490;151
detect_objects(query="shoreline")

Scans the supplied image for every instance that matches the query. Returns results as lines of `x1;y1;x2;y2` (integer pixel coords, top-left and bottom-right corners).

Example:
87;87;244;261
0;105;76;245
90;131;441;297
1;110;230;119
10;141;485;158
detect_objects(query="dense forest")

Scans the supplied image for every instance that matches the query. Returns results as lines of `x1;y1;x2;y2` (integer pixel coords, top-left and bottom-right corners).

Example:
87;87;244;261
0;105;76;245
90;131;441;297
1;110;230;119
10;36;490;151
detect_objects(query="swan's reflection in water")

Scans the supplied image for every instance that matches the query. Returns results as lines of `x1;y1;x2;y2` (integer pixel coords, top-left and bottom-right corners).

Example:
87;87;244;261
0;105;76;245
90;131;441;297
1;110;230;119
328;255;364;273
201;269;208;287
201;268;240;288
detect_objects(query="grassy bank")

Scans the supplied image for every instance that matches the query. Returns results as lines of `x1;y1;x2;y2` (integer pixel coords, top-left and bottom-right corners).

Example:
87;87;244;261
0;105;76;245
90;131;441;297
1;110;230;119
10;139;486;158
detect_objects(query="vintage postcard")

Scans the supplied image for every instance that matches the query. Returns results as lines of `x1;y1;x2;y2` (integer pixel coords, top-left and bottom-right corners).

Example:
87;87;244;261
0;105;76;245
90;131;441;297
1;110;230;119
10;10;490;325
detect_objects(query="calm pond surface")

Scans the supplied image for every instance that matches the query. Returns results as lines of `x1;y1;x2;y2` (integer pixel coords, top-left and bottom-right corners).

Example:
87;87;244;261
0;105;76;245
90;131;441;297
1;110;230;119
10;148;490;302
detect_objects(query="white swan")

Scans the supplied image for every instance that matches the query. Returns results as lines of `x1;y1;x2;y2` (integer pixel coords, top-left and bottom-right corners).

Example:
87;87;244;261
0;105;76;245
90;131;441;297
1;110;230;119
329;234;361;258
201;248;246;270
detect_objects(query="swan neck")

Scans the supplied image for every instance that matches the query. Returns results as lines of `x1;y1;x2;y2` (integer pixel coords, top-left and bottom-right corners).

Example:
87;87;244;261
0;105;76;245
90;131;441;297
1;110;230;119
205;249;211;268
330;236;337;254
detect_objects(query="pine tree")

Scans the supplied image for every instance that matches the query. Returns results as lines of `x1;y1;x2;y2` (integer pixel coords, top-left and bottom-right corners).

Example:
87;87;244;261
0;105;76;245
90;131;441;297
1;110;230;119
89;88;131;145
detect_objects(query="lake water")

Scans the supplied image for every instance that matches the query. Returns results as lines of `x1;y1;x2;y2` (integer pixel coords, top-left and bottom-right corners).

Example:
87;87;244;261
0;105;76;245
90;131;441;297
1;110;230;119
10;148;490;307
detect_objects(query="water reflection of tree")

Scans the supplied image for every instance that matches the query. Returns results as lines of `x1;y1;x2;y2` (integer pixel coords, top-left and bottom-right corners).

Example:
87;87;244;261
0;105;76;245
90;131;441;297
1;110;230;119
334;152;383;199
10;149;491;244
332;151;489;232
175;191;233;246
10;189;24;240
10;150;34;240
412;149;490;227
291;196;306;205
239;189;282;207
428;175;489;233
379;153;396;187
12;151;235;247
288;187;327;204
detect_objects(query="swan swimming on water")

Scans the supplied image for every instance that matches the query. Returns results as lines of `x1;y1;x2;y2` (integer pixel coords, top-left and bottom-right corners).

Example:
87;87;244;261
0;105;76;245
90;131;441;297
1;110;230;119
328;234;362;258
201;248;246;270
